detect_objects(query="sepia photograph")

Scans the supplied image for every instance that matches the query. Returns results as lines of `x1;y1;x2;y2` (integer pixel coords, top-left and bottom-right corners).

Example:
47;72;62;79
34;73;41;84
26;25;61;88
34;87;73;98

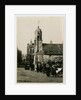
17;15;64;83
5;5;76;95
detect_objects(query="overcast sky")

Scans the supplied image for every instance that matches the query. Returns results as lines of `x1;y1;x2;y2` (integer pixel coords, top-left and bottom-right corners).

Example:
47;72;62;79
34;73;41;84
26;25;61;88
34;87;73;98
17;16;64;54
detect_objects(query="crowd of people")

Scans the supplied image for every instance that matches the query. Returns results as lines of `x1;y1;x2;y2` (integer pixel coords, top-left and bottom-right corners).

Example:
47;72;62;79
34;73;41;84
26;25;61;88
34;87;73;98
25;61;63;77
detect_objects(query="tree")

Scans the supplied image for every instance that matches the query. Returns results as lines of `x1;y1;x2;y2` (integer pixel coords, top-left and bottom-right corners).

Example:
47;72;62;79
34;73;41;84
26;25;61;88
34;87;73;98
17;48;22;65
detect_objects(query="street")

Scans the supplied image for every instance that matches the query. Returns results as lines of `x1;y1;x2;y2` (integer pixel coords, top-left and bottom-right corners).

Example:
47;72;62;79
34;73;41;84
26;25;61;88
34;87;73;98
17;68;63;83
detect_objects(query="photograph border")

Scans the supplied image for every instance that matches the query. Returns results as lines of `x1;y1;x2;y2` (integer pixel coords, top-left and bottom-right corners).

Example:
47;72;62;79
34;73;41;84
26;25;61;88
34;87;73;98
5;5;76;95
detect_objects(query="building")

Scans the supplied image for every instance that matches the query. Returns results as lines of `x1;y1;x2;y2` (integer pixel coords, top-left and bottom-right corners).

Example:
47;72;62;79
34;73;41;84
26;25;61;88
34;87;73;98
22;54;27;61
27;26;63;69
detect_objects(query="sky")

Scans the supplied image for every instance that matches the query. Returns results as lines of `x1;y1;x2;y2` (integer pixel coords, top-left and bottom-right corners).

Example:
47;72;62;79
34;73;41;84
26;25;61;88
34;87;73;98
17;16;64;54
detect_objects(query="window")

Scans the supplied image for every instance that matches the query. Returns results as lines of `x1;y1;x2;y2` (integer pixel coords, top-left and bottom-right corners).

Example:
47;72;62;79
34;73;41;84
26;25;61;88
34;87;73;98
32;49;34;53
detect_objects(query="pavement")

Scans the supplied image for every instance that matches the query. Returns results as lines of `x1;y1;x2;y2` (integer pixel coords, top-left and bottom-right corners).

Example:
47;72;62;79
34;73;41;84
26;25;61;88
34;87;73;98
17;68;63;83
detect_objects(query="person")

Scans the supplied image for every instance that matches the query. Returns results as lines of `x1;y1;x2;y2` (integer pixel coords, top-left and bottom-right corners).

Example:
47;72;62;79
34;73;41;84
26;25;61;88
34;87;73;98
37;62;41;72
46;62;50;77
40;62;44;72
42;62;46;73
31;63;34;71
52;64;55;69
51;64;56;77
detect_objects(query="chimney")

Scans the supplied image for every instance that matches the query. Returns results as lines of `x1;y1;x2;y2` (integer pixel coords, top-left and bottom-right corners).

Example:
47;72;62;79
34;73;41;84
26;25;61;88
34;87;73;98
50;40;52;44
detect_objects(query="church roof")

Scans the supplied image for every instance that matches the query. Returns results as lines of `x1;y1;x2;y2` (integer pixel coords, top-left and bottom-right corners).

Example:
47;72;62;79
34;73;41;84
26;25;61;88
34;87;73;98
42;43;63;55
27;42;63;55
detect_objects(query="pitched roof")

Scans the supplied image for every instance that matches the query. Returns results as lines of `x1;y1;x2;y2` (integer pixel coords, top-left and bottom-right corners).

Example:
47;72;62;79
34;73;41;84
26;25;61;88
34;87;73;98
28;43;63;55
42;43;63;55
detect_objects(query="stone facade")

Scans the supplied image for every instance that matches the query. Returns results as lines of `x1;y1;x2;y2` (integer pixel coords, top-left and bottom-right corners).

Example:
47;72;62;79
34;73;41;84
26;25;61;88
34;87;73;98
27;26;63;69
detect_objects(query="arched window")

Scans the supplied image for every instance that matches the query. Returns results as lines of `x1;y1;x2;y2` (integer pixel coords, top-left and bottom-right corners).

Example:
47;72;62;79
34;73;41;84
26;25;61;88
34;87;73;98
32;48;34;53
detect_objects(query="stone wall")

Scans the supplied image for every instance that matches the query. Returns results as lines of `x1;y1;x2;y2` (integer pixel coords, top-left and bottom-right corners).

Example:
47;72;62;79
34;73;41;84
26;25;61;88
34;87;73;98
37;55;63;63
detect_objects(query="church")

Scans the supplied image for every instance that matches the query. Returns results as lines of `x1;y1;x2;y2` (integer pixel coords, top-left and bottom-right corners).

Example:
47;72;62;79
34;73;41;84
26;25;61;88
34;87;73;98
27;26;63;69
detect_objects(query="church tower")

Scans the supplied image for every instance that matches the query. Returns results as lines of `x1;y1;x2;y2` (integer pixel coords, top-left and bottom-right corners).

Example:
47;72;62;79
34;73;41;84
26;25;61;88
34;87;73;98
34;26;43;69
34;26;42;52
